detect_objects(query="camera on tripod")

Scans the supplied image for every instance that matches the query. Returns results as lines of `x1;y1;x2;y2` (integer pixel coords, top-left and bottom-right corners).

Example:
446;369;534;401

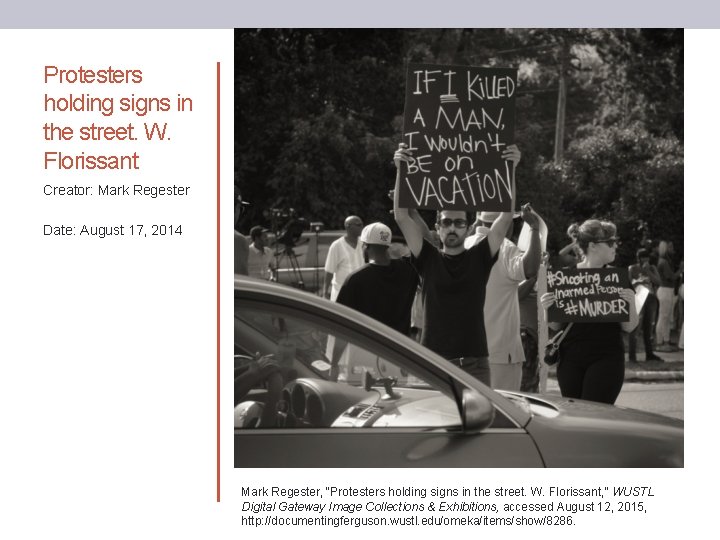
270;208;308;249
267;210;326;294
269;208;309;290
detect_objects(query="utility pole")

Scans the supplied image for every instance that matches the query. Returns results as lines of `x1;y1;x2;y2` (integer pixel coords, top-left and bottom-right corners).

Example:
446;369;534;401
554;39;571;165
537;261;549;393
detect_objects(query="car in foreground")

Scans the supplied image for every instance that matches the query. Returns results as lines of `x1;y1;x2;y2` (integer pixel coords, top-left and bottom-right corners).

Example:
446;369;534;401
234;276;683;467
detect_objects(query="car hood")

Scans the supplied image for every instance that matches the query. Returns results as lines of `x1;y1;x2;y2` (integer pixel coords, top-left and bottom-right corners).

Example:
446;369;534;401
498;391;684;467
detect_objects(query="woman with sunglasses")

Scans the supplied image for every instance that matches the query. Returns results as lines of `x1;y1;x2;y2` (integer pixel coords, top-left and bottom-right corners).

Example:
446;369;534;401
541;219;638;404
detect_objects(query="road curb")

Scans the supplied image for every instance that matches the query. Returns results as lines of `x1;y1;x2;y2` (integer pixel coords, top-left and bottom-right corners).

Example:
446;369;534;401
548;370;684;383
624;370;684;382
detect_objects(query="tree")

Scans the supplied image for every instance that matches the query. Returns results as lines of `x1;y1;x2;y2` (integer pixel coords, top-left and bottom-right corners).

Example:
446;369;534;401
234;28;683;263
235;29;405;229
556;123;683;263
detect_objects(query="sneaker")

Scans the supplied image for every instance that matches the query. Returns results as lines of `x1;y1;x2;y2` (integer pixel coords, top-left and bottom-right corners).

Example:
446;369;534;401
646;354;665;362
656;344;674;352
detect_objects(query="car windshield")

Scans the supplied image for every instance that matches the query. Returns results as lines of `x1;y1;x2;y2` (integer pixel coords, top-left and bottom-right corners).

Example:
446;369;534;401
235;306;433;389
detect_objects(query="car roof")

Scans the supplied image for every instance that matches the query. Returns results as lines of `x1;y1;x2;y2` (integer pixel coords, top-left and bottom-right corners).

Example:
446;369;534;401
235;275;411;335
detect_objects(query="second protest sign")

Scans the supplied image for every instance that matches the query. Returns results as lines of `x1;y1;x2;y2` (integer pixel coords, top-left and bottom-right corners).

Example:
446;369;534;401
547;267;630;323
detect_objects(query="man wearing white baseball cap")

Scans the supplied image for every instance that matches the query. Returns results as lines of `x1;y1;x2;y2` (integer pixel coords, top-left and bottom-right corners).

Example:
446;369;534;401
336;222;419;336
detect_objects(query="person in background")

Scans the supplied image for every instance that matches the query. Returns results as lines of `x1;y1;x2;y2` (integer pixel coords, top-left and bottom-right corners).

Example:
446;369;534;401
409;230;440;342
656;240;681;352
628;248;663;362
519;275;540;392
519;247;550;393
235;232;250;276
323;215;364;301
677;259;684;350
393;142;521;386
558;223;583;268
466;208;542;391
385;189;436;342
336;222;419;335
234;188;249;275
541;219;638;404
247;225;277;281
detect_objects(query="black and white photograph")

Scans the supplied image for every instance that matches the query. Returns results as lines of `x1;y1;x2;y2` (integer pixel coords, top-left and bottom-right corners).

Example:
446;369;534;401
233;28;684;467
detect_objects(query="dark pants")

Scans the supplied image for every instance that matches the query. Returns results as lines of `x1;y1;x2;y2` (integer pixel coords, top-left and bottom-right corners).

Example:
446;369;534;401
628;293;658;359
520;328;539;393
557;346;625;404
448;356;491;387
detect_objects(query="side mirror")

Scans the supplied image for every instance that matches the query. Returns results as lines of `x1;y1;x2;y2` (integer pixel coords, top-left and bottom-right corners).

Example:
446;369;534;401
461;389;495;433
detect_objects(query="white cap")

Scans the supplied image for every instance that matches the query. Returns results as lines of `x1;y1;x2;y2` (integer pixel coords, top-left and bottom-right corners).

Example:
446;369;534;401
466;212;548;252
463;226;489;250
478;210;522;224
360;222;392;246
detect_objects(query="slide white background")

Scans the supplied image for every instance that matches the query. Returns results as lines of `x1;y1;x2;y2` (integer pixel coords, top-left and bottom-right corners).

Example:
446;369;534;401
0;25;712;539
0;30;234;536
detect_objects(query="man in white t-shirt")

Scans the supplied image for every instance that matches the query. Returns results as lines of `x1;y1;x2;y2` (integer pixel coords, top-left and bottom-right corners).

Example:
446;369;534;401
465;208;541;390
323;215;364;301
247;225;277;281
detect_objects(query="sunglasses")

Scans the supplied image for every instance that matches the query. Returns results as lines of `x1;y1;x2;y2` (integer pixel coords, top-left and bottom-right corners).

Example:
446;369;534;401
438;218;468;228
595;238;619;247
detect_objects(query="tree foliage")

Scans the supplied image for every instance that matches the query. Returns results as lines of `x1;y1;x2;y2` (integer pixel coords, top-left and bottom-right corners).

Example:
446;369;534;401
235;29;683;264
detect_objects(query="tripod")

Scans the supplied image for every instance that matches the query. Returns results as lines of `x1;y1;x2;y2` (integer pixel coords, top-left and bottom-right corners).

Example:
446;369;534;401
275;244;305;289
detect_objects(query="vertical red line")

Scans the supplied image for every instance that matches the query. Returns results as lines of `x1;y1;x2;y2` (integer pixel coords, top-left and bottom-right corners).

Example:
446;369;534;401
216;61;221;503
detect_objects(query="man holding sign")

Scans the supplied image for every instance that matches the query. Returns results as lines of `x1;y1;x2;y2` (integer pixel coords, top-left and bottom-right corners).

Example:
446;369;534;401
540;219;638;404
393;143;520;385
392;63;522;385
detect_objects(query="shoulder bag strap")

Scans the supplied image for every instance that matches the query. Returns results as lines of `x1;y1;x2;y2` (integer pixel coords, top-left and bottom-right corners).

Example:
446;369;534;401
555;322;574;347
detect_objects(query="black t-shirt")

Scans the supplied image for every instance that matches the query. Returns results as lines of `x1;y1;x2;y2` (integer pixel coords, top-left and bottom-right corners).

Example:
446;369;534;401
336;258;420;335
563;321;624;352
412;238;497;359
560;263;625;355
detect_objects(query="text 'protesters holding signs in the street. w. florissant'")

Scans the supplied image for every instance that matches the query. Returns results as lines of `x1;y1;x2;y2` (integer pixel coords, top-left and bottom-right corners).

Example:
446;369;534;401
541;220;638;404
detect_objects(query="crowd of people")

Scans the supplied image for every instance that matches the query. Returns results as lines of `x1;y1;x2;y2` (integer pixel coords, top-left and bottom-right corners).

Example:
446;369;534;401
235;144;684;406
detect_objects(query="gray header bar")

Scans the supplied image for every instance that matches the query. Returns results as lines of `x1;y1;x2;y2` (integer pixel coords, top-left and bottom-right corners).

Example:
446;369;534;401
4;1;720;28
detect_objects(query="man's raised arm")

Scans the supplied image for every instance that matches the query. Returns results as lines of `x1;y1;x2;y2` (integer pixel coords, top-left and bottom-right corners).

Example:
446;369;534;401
486;144;521;257
519;203;542;279
393;143;424;257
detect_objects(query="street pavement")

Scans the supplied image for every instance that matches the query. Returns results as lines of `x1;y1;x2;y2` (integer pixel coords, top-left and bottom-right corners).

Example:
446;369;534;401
544;347;684;419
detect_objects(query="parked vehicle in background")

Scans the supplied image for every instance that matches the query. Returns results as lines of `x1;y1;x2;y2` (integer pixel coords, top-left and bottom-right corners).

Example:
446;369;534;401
266;230;410;294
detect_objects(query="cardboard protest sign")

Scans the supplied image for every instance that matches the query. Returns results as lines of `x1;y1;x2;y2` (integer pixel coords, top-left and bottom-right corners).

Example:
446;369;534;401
634;284;650;314
517;213;547;253
547;267;631;323
399;63;517;211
